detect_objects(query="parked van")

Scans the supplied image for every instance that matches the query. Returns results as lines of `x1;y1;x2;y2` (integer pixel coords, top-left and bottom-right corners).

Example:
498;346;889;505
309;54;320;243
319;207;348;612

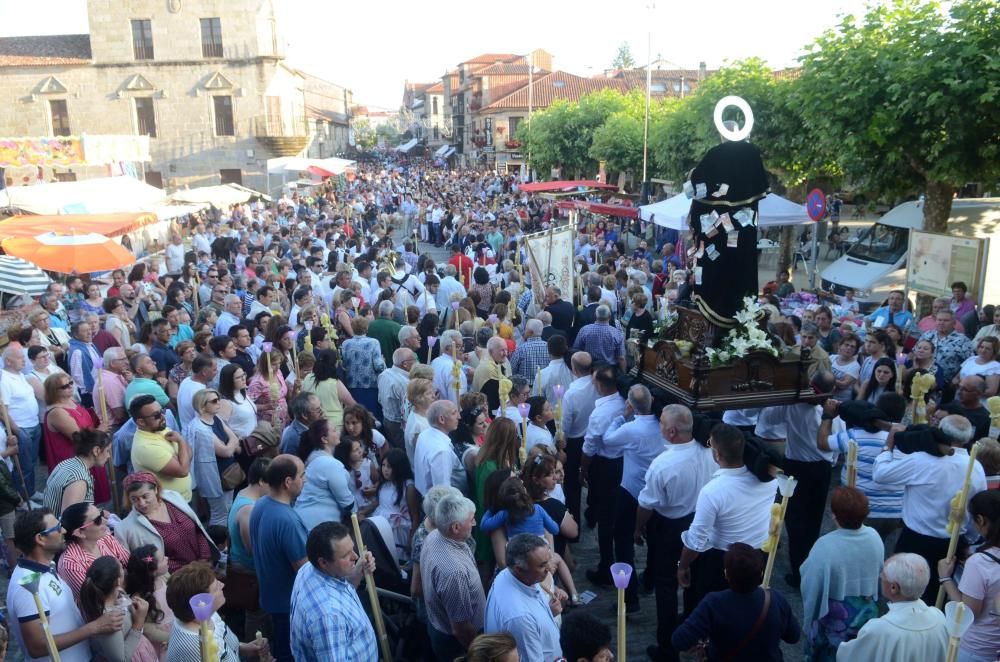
820;198;1000;313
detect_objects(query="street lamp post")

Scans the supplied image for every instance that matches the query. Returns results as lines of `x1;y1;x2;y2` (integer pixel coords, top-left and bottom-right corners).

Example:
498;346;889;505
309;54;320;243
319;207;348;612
527;51;534;183
640;2;655;205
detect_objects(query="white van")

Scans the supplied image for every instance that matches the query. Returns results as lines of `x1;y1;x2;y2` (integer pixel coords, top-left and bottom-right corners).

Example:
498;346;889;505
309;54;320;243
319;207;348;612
820;198;1000;313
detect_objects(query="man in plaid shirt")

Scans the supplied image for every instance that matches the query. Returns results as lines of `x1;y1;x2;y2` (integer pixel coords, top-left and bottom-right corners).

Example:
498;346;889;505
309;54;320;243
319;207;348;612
290;522;378;662
510;319;550;386
573;305;626;371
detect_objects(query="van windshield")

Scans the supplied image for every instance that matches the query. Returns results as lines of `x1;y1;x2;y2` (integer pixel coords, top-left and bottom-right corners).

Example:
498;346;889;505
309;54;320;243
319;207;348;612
847;223;909;265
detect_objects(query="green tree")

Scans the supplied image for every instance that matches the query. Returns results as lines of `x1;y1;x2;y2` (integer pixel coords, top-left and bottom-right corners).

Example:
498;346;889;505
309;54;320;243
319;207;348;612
376;122;399;146
516;88;628;179
590;90;678;178
612;42;636;70
351;118;376;151
795;0;1000;231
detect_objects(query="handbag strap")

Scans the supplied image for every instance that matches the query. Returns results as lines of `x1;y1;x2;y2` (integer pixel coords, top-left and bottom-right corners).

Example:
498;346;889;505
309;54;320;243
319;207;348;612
720;589;771;662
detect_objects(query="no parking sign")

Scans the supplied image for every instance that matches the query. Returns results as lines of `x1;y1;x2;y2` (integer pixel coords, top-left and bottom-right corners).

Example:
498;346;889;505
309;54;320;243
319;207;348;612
807;188;826;222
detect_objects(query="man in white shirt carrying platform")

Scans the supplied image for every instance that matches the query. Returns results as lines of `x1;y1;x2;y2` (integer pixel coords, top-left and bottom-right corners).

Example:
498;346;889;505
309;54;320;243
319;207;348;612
601;384;662;612
636;405;719;662
677;423;778;605
872;414;987;603
580;364;626;587
560;351;596;525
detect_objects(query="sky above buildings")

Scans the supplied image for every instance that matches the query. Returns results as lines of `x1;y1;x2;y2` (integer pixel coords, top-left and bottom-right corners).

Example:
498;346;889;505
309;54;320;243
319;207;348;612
1;0;873;110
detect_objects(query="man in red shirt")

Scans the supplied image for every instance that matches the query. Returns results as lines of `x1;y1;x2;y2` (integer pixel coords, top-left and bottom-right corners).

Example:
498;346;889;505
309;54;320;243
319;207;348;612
448;244;474;288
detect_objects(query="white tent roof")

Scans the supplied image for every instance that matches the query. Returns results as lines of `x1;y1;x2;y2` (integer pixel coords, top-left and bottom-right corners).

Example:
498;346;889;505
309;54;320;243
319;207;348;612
170;183;270;208
640;192;811;229
0;176;168;215
266;157;356;175
396;138;419;153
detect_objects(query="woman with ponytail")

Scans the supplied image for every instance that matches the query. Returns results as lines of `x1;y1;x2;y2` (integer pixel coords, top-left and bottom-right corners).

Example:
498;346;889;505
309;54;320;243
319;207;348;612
125;544;174;660
79;555;158;662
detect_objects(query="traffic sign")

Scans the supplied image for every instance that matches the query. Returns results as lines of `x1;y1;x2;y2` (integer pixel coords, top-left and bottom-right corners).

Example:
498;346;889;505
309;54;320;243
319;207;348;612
806;188;827;222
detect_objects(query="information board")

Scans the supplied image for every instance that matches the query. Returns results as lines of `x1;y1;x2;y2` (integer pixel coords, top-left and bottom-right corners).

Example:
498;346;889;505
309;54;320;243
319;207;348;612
906;230;987;299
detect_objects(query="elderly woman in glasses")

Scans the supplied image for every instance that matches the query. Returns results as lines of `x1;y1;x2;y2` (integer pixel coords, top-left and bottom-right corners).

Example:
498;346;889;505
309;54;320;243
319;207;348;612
41;373;113;504
28;308;70;363
187;389;242;526
56;500;131;601
41;428;113;518
115;471;217;574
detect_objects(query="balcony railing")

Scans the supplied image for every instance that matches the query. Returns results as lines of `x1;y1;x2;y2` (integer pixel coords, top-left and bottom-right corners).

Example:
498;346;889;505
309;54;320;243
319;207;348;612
251;115;309;138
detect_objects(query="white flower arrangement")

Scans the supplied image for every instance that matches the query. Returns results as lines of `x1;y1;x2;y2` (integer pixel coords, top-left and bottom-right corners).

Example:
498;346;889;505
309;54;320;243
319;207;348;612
705;297;779;366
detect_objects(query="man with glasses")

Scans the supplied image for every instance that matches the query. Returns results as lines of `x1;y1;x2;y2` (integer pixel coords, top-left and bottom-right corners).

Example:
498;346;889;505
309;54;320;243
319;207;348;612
378;348;415;449
198;268;220;308
119;283;150;331
129;394;192;501
280;393;324;456
215;294;244;337
7;508;122;662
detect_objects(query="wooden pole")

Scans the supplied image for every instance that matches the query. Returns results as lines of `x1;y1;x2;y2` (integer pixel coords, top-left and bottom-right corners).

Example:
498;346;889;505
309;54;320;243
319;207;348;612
846;439;858;488
936;443;981;609
351;513;393;662
617;584;626;662
762;475;797;588
1;404;31;509
31;591;61;662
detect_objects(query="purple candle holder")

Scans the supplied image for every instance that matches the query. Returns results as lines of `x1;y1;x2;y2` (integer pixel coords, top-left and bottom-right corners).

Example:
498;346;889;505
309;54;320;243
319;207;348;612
428;335;438;348
189;592;214;622
610;562;633;590
451;301;460;310
517;402;531;419
261;341;273;353
553;383;566;399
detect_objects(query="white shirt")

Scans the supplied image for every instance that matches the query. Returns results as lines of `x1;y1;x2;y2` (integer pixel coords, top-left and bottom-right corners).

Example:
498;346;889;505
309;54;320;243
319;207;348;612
413;426;456;495
872;447;987;538
639;441;719;519
436;276;467;312
526;423;553;451
602;414;664;498
561;375;598;439
404;412;429;466
485;568;562;662
835;599;948;662
165;243;186;273
778;403;837;464
754;405;788;441
431;354;467;405
681;467;778;552
177;377;206;432
0;370;40;428
495;405;524;428
722;408;760;427
377;367;411;424
537;359;573;404
582;393;626;458
192;232;211;255
8;562;91;662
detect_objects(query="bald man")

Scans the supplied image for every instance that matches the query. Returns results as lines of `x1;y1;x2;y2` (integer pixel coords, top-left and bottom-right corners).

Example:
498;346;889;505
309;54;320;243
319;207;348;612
472;335;513;412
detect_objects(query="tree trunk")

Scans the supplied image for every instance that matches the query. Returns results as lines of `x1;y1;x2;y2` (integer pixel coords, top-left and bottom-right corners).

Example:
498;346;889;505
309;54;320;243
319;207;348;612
922;180;955;232
914;180;957;316
777;225;795;276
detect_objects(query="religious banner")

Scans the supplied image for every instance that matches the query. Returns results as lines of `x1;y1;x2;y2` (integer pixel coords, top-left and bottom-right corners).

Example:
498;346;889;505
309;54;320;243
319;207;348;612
525;225;575;303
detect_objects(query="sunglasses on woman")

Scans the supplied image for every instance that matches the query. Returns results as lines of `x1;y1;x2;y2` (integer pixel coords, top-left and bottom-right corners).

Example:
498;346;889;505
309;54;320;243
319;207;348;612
80;509;110;530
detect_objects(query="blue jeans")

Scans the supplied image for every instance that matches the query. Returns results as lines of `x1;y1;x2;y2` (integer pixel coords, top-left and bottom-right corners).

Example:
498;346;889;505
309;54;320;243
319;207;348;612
16;425;40;498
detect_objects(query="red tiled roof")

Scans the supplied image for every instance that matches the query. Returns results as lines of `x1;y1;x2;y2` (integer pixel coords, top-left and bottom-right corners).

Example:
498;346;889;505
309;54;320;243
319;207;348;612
476;62;535;76
426;82;444;93
0;34;91;67
462;53;520;65
481;72;633;111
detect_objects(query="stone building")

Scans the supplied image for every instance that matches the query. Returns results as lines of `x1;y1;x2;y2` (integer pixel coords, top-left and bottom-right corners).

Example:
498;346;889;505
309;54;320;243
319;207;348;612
0;0;347;193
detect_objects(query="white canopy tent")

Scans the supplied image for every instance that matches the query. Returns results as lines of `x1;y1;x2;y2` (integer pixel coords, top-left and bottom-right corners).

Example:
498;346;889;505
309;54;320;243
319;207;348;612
0;176;169;215
170;183;270;208
266;157;356;175
640;192;811;229
395;138;418;153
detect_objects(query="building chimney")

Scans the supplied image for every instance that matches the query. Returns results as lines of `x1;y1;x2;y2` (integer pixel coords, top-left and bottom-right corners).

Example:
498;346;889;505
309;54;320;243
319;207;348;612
698;61;707;81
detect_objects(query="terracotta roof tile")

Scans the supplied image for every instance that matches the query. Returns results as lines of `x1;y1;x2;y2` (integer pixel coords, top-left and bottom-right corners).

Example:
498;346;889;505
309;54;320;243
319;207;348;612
476;62;535;76
462;53;520;65
0;34;91;67
426;82;444;93
481;72;634;111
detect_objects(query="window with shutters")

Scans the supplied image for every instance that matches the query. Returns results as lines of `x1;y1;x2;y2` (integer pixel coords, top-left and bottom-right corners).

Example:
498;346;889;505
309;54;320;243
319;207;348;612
200;18;223;58
135;97;157;138
131;20;154;60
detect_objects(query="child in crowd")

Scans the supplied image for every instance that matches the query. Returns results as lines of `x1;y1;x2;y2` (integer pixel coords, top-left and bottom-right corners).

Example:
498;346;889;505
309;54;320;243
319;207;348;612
371;448;420;559
335;437;378;515
343;403;387;464
481;475;580;605
125;545;174;657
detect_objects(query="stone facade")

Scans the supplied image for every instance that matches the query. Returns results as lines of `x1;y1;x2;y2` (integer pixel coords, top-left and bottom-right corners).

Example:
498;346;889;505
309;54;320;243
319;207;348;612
0;0;348;194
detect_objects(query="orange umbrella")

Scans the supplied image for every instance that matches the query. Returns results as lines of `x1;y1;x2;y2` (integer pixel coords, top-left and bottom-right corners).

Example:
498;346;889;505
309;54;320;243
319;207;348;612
1;230;135;274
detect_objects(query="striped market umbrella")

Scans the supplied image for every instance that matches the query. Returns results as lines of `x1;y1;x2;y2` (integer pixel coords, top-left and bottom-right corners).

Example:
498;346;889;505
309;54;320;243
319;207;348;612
0;255;52;295
1;230;135;274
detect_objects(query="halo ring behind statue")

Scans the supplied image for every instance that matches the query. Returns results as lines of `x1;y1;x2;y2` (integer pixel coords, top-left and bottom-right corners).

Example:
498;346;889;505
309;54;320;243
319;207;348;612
713;95;754;142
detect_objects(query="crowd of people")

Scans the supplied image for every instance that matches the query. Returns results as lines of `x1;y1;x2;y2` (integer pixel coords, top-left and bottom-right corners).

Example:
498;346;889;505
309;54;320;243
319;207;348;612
0;158;997;662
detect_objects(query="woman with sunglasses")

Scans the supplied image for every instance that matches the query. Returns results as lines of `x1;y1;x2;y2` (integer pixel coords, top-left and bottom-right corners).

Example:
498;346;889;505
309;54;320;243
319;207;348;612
57;501;131;602
41;372;113;506
42;428;112;518
188;389;242;527
115;472;217;574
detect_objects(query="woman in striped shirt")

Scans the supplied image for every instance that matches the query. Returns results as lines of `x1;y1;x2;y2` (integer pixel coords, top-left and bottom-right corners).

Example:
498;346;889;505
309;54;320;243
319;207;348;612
42;427;112;517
